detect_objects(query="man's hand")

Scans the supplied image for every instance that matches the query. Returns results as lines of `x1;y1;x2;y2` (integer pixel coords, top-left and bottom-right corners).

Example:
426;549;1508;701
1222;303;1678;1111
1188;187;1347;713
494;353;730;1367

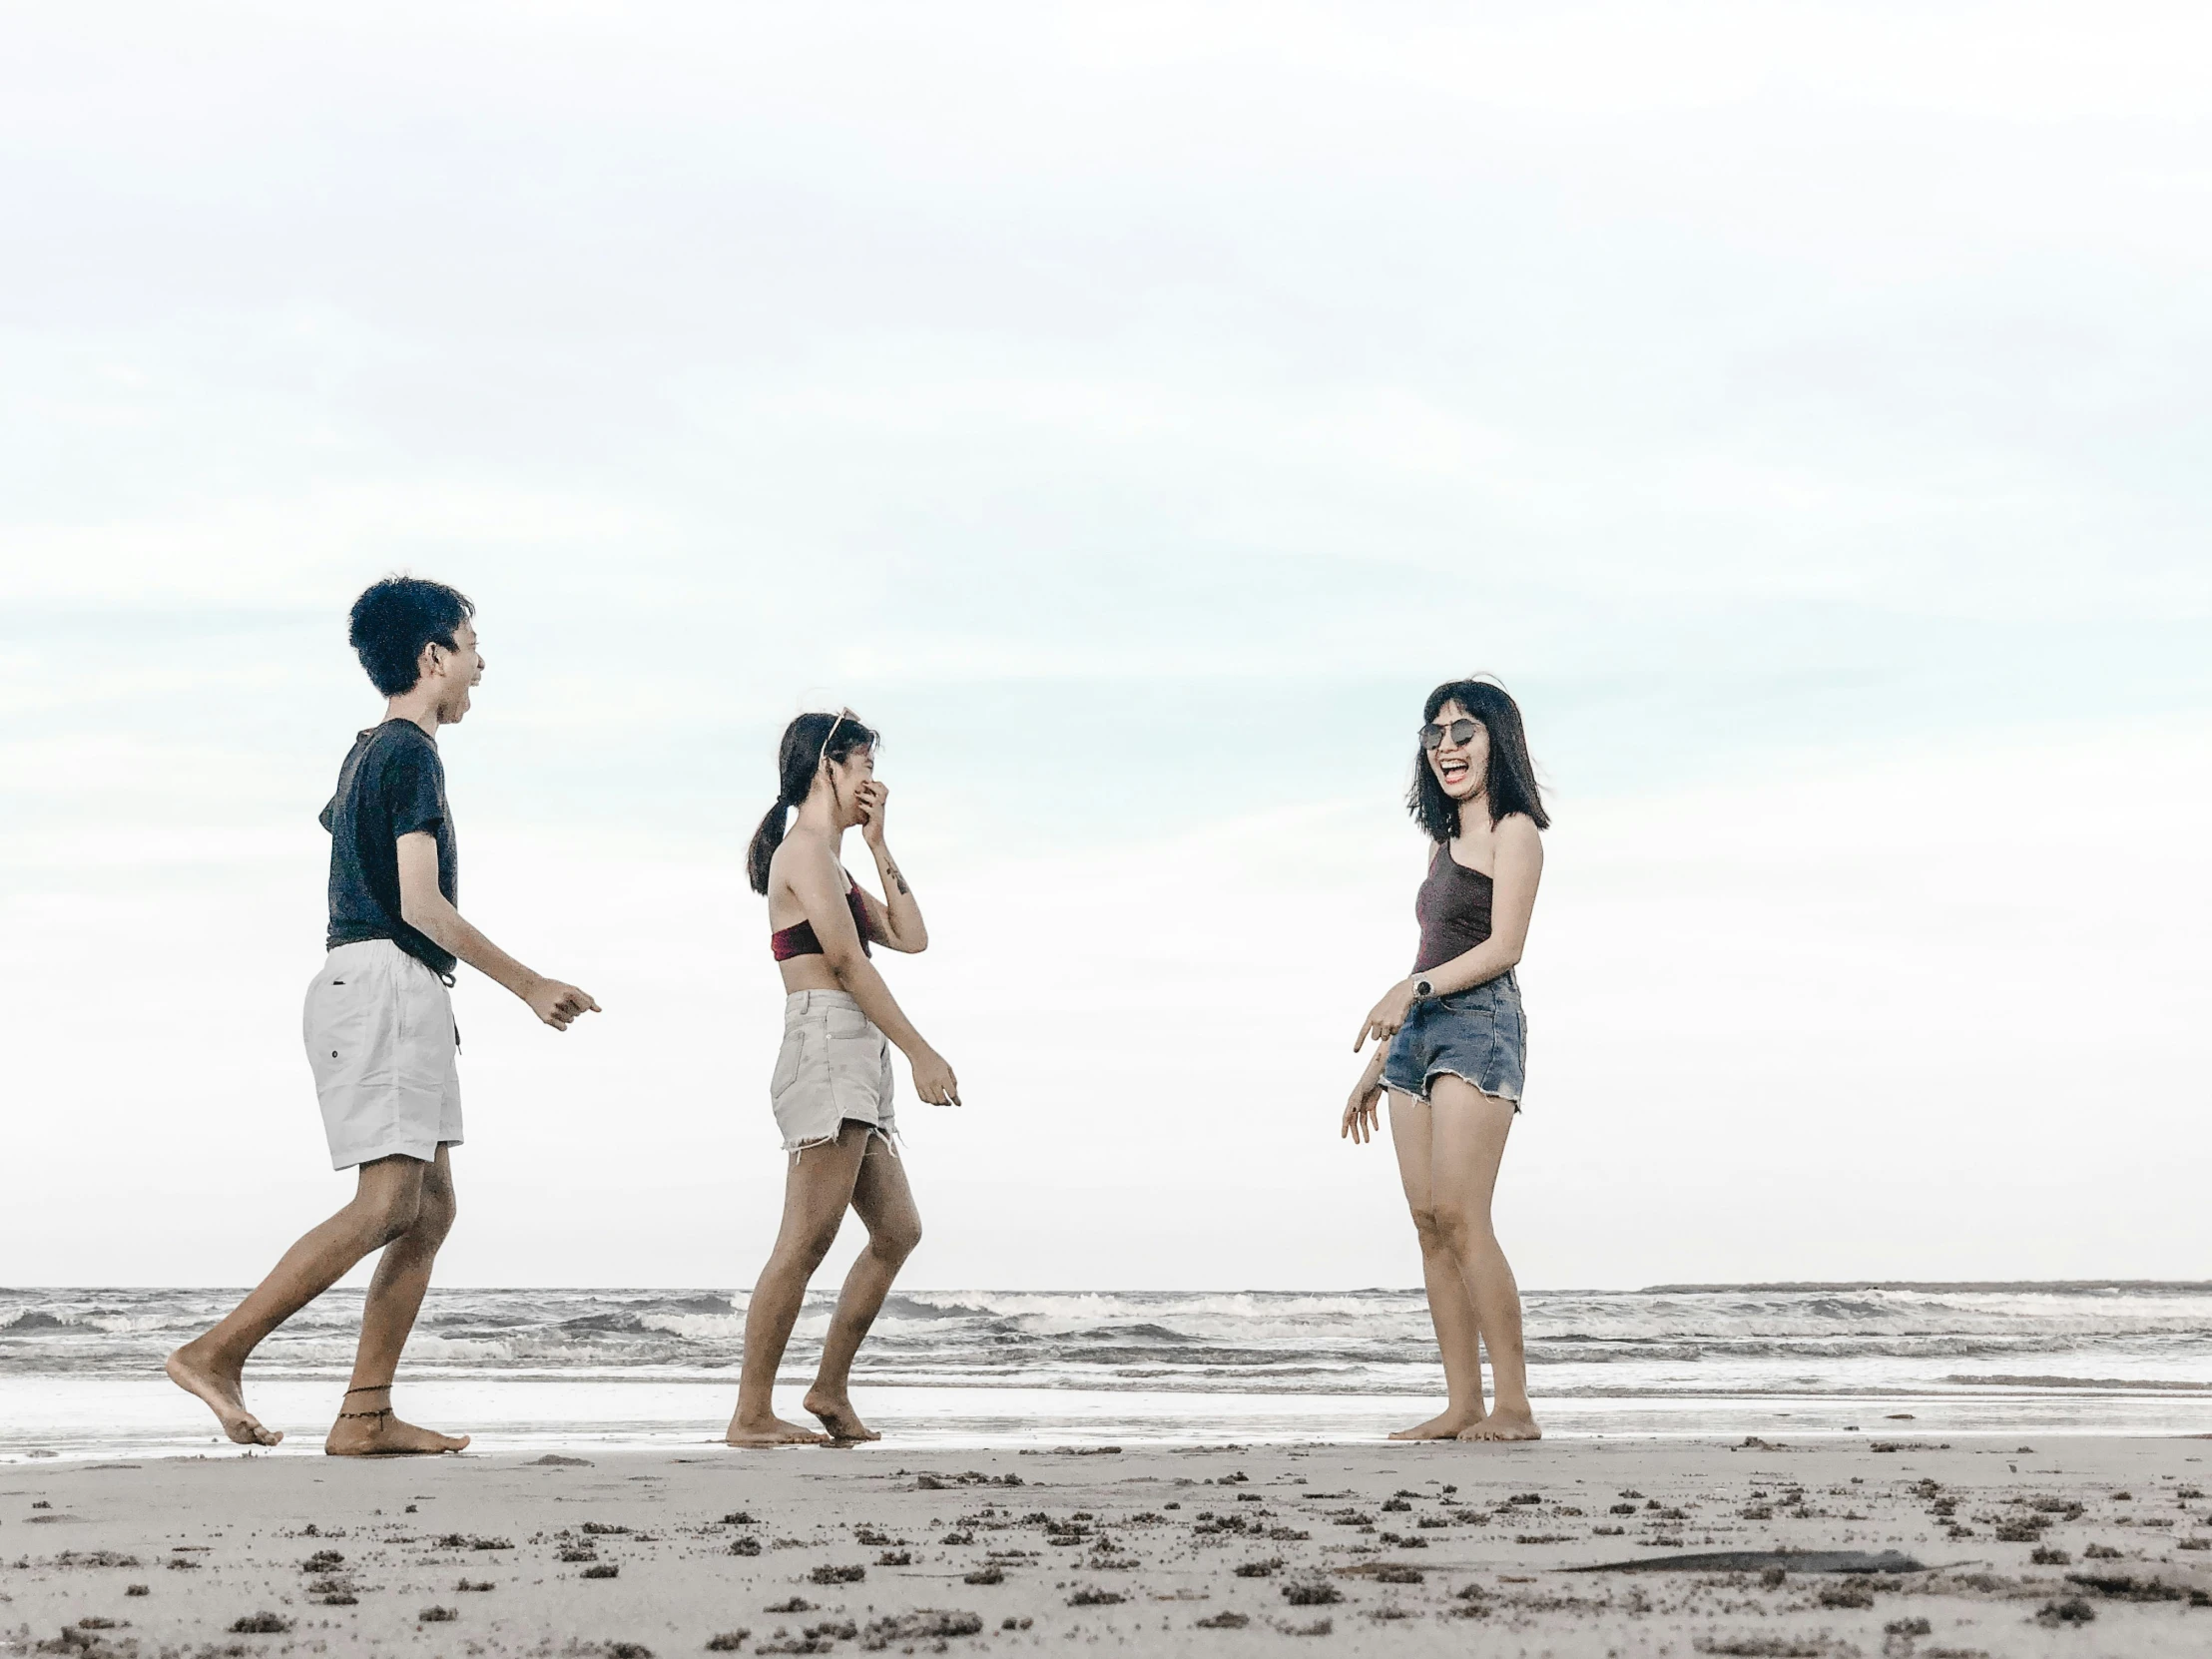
856;780;890;851
524;976;601;1031
911;1046;960;1107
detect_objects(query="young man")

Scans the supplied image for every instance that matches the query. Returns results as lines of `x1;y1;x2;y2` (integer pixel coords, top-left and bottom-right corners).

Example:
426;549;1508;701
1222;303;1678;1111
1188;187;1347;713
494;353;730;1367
166;577;599;1454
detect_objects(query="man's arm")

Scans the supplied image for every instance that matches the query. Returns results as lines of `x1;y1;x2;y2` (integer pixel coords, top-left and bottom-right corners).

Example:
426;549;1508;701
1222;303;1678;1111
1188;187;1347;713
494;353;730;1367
396;831;599;1031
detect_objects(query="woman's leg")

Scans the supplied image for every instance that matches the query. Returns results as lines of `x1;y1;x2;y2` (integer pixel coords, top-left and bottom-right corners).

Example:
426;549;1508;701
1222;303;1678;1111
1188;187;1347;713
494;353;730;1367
1423;1076;1540;1441
727;1125;871;1446
1384;1089;1488;1438
805;1132;922;1440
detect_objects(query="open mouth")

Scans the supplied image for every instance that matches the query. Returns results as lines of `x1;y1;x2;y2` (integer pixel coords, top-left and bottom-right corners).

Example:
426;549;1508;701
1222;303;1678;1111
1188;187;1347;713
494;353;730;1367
1438;759;1469;784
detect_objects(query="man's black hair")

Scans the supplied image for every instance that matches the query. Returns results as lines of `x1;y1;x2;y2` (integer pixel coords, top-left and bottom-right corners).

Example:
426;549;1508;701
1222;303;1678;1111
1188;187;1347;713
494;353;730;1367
348;577;476;697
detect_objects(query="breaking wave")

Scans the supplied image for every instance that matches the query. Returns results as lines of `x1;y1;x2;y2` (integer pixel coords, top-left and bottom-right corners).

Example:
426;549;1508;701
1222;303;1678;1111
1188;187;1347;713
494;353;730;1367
4;1283;2208;1398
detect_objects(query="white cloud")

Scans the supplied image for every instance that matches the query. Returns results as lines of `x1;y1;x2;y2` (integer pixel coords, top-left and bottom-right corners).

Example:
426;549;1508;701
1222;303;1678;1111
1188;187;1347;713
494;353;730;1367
3;0;2208;1291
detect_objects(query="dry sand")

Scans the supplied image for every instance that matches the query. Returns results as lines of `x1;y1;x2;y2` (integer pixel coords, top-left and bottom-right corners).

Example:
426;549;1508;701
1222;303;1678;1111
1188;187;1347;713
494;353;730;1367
6;1436;2211;1656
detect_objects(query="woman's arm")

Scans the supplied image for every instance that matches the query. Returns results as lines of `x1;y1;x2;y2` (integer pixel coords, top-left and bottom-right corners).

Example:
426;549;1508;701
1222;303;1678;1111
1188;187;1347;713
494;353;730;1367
1355;816;1543;1052
1411;816;1543;998
788;835;959;1105
850;782;927;952
1342;1046;1388;1144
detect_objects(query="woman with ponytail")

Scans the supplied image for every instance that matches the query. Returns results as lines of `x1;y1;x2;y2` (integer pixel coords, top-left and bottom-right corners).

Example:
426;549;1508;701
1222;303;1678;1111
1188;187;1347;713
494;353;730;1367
728;710;959;1445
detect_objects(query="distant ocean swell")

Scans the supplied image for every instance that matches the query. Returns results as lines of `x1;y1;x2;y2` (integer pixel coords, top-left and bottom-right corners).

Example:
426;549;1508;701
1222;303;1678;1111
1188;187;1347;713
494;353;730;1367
4;1285;2210;1401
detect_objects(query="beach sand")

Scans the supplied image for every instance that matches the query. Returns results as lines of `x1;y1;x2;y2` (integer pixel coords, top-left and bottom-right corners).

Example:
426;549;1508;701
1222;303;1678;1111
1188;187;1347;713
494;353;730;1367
6;1437;2210;1656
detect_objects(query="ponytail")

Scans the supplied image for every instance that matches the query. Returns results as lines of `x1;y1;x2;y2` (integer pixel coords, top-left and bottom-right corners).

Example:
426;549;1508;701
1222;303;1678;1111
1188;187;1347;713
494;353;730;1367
746;799;795;895
746;709;881;895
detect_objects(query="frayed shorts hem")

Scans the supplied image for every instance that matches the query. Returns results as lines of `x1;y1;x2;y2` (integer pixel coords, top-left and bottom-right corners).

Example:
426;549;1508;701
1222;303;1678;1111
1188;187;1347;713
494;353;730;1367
1384;1071;1522;1114
784;1119;900;1158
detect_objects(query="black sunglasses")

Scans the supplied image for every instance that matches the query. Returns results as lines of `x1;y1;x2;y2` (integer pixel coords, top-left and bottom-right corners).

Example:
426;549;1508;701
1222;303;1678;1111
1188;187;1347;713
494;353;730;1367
1418;718;1481;752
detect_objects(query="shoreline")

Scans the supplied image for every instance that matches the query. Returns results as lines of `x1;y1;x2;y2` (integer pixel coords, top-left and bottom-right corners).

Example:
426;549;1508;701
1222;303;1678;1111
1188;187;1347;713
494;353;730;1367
4;1438;2209;1655
6;1377;2210;1466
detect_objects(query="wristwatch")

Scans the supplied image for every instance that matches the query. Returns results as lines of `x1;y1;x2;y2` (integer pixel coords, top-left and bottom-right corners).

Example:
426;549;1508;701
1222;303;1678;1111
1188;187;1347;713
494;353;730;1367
1409;976;1434;1000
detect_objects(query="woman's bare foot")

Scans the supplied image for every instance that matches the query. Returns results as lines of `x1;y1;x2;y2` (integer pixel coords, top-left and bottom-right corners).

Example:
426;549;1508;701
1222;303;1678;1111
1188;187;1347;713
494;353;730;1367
1389;1406;1483;1441
166;1343;281;1446
1457;1405;1541;1441
725;1413;830;1447
803;1388;881;1442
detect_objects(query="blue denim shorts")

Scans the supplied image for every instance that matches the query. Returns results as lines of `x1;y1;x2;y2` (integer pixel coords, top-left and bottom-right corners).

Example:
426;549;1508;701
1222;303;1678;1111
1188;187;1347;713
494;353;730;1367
1382;969;1525;1108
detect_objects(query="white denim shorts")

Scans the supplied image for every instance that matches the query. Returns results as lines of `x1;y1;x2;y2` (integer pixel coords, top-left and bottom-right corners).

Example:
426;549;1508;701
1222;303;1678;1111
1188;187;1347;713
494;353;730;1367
302;939;462;1170
771;988;896;1154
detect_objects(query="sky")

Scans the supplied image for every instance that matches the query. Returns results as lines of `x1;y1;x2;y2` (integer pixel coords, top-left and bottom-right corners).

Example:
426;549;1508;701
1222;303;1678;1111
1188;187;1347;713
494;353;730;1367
3;1;2208;1292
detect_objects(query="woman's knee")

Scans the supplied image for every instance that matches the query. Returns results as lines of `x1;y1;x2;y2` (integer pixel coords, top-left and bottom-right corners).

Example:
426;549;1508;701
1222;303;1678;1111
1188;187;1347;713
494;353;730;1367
778;1217;844;1273
871;1213;922;1262
1417;1202;1484;1256
1406;1203;1453;1254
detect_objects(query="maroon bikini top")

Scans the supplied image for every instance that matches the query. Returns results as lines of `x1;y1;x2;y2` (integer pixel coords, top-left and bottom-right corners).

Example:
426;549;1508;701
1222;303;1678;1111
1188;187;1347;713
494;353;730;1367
770;882;872;961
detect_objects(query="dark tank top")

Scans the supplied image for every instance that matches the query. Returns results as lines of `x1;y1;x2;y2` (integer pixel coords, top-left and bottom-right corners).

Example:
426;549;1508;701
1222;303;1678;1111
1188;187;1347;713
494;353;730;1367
1413;843;1493;973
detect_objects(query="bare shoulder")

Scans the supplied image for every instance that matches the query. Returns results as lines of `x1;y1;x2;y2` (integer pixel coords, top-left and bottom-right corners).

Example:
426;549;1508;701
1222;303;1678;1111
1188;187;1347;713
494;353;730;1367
1495;813;1544;858
771;826;840;889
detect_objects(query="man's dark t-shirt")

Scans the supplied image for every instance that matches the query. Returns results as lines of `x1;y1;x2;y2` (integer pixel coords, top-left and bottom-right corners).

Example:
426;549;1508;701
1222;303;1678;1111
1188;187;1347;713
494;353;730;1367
321;719;459;977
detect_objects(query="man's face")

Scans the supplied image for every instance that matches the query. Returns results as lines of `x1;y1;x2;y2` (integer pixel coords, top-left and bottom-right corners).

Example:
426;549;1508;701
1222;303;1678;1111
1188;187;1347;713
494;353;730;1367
426;621;484;725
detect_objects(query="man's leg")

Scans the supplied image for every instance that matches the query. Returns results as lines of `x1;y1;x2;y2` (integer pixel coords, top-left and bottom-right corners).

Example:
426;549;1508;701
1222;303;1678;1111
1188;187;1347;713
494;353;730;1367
728;1125;871;1446
325;1145;468;1455
166;1157;428;1446
805;1132;921;1441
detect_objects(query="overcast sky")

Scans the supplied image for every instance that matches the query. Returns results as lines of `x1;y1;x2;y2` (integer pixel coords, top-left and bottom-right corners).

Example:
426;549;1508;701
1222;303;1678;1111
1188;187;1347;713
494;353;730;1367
4;1;2208;1291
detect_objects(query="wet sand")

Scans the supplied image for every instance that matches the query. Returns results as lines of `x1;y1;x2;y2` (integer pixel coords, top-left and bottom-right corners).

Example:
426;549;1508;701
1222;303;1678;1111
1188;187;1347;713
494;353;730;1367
5;1436;2210;1655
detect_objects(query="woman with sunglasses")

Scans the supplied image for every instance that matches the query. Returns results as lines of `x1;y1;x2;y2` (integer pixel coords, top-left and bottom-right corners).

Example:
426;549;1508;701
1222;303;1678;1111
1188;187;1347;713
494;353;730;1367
727;710;960;1446
1344;678;1550;1442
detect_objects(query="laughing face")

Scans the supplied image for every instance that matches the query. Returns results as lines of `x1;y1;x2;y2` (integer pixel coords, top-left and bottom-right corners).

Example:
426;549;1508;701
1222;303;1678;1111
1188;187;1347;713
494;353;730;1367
828;741;876;827
429;621;484;725
1425;699;1489;807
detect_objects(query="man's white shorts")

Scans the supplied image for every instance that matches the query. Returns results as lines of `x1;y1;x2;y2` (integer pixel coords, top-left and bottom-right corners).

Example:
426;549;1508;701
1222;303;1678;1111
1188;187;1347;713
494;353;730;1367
303;940;462;1170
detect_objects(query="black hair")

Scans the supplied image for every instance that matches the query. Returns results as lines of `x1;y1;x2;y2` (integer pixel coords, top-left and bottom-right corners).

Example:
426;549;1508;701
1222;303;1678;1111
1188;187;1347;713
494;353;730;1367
1406;676;1549;841
348;576;476;697
746;710;880;895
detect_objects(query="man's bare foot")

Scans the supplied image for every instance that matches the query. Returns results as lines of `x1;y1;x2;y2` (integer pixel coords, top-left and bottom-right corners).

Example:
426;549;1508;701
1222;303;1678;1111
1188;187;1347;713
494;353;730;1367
166;1343;281;1447
1457;1406;1542;1441
324;1389;469;1456
1388;1407;1482;1441
803;1388;881;1442
725;1414;830;1447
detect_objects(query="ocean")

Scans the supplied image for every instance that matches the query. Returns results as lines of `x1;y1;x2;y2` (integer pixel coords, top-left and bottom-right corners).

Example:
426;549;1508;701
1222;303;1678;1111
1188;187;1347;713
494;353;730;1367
4;1283;2207;1458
